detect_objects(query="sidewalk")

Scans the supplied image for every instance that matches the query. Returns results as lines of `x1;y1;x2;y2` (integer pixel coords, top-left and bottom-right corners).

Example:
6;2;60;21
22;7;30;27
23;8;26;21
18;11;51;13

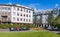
0;29;9;31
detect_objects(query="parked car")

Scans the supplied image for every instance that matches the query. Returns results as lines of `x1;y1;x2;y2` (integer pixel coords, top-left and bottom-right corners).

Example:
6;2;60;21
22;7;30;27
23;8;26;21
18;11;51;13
21;28;30;31
9;27;30;31
16;28;21;31
9;27;16;31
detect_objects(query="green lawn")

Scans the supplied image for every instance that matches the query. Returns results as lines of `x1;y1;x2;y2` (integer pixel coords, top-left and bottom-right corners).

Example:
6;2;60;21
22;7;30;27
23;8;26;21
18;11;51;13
0;30;59;37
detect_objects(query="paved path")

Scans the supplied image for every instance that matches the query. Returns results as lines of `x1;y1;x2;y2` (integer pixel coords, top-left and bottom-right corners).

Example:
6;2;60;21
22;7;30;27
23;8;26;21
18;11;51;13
0;29;9;31
0;29;60;34
50;31;60;34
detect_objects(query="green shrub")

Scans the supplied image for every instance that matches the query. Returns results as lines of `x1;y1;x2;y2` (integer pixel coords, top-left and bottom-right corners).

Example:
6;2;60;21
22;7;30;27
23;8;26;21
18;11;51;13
0;24;10;29
0;24;36;29
11;24;20;28
30;24;36;28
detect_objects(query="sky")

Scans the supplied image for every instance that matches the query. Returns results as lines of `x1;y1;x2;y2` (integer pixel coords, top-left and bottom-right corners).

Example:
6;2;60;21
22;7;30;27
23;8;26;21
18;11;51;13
0;0;60;10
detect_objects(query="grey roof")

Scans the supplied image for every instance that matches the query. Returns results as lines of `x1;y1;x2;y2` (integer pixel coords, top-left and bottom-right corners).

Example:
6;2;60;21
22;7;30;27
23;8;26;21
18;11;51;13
0;4;34;11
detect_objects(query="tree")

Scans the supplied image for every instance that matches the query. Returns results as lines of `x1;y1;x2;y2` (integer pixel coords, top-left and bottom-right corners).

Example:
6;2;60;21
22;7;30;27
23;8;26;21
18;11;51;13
33;13;38;27
38;15;42;27
33;13;42;27
53;14;60;29
47;12;54;27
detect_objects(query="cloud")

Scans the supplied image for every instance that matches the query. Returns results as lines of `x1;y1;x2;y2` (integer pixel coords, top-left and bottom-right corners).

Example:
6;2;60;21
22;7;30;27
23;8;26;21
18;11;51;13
55;4;59;6
28;3;41;12
28;3;40;9
28;3;46;12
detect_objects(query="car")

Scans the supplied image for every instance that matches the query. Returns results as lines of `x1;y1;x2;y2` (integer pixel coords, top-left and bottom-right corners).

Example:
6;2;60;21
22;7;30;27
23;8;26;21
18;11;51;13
9;27;16;31
16;28;22;31
21;28;30;31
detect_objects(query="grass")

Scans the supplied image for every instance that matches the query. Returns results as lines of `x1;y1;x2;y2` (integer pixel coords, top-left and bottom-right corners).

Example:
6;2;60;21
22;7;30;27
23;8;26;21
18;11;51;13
0;30;59;37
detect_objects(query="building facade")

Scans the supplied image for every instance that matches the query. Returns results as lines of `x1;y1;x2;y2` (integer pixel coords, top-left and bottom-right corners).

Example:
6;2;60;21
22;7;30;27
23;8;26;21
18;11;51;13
0;4;33;25
33;8;59;27
40;8;59;27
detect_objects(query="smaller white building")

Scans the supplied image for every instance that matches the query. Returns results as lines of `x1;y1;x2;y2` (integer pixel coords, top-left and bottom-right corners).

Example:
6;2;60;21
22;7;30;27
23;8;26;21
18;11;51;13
40;8;59;27
33;8;59;27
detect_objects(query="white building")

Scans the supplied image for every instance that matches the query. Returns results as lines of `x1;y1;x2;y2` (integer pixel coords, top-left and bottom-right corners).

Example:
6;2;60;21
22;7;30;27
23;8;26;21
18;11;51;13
33;8;59;27
40;8;59;27
0;4;33;25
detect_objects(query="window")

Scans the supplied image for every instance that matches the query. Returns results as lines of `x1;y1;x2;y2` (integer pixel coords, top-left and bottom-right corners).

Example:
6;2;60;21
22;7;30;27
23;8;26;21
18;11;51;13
17;18;19;21
2;7;4;10
17;13;19;16
25;9;27;12
24;14;25;17
24;8;25;12
8;18;10;21
29;10;30;13
23;8;25;12
17;7;19;11
5;7;7;10
8;8;11;10
2;12;5;14
13;12;15;15
29;19;30;22
22;8;24;12
21;8;22;11
25;9;28;12
26;9;28;12
13;17;15;21
0;7;1;9
8;12;11;16
26;14;28;17
5;12;7;14
24;19;25;21
20;18;22;21
29;15;30;17
2;7;7;10
26;19;28;22
14;7;15;10
20;14;22;16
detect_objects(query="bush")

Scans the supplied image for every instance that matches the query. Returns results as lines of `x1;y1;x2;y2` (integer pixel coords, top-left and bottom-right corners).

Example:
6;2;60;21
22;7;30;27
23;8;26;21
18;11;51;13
10;24;36;28
11;24;20;28
19;25;30;29
0;24;36;29
30;24;36;28
0;24;10;29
